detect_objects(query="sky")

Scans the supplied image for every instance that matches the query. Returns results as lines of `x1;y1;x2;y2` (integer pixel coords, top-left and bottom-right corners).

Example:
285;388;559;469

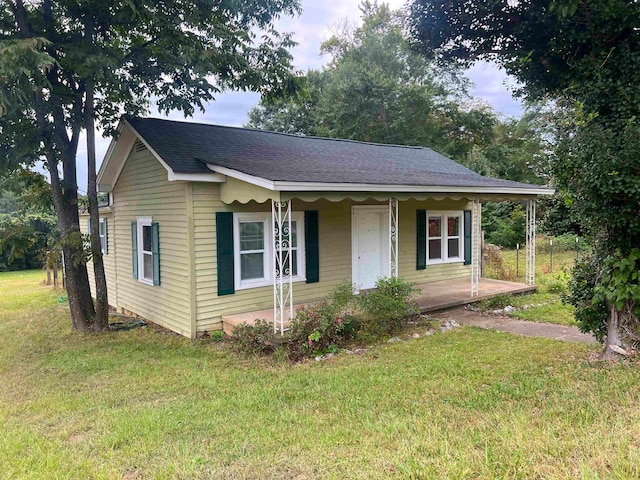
68;0;522;193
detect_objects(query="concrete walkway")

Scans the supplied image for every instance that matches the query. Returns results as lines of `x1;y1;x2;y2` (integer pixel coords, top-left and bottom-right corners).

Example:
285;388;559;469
432;307;597;344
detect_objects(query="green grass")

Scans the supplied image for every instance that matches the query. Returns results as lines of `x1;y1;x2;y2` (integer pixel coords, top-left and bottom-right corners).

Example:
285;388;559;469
483;250;578;326
2;270;640;479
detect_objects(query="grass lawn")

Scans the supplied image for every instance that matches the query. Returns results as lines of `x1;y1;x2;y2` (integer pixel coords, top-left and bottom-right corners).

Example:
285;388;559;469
483;250;578;326
2;270;640;479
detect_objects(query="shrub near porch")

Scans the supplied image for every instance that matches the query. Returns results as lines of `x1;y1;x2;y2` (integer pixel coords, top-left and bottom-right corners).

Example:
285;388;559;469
231;278;419;359
3;270;640;479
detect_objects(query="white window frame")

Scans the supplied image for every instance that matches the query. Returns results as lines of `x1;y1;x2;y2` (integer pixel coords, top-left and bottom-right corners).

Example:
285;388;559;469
233;212;306;290
426;211;464;265
99;218;107;254
136;216;154;285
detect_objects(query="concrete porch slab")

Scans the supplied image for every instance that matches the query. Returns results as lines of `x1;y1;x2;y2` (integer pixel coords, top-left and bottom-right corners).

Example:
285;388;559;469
414;278;537;313
221;278;536;335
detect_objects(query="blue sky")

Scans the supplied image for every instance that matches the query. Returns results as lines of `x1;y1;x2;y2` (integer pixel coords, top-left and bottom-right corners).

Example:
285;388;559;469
70;0;522;193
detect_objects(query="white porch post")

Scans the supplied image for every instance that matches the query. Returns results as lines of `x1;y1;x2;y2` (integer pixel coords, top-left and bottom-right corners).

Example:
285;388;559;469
272;199;293;335
471;198;482;297
389;197;399;278
525;198;536;285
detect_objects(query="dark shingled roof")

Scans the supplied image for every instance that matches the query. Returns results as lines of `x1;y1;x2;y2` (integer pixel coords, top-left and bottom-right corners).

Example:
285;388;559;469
126;116;542;190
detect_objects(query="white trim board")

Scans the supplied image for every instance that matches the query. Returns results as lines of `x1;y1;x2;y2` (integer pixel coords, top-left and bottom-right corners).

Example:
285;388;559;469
206;164;555;196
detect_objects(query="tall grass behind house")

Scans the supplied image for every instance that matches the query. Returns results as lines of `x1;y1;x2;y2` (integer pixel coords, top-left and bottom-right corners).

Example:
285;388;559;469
481;236;586;326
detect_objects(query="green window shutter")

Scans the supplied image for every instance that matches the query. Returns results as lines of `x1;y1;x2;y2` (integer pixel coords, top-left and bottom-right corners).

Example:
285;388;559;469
304;210;319;283
464;210;472;265
131;221;138;279
104;218;108;255
416;209;426;270
151;222;160;286
216;212;234;295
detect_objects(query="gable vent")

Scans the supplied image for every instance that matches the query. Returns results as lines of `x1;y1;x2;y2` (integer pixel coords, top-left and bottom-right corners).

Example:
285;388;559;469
134;140;147;153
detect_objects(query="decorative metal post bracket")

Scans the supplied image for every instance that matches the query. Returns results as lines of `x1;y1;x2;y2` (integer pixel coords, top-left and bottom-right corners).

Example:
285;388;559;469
525;198;536;286
389;197;399;278
471;198;482;297
272;199;293;335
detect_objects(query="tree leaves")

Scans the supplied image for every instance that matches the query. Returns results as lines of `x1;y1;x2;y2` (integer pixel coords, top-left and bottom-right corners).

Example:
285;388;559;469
247;3;500;165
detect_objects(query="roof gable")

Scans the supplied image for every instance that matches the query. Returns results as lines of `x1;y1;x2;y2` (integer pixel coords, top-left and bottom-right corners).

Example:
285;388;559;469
96;120;225;192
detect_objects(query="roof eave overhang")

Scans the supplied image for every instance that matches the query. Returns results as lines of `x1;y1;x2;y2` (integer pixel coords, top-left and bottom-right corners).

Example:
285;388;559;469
206;164;555;197
96;119;225;192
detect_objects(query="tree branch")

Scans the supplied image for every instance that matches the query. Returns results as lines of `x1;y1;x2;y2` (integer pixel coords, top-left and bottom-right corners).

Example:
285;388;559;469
10;0;30;36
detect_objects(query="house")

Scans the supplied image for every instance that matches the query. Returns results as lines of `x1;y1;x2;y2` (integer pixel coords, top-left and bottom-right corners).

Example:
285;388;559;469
82;117;553;338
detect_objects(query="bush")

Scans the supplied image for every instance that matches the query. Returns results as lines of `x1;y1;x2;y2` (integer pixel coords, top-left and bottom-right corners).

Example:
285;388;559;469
209;330;225;342
483;244;518;281
287;301;355;359
540;272;570;295
230;319;277;355
565;255;608;343
231;278;419;360
357;277;419;337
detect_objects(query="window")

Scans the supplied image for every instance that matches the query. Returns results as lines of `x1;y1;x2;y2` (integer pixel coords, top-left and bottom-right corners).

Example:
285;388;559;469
99;218;107;254
233;212;305;290
237;215;269;287
131;217;160;286
428;216;442;260
87;217;108;254
426;211;463;264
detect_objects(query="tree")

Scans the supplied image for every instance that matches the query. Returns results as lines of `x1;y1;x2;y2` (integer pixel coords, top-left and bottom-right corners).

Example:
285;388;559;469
469;111;547;184
409;0;640;357
248;2;497;166
1;0;301;331
0;168;56;271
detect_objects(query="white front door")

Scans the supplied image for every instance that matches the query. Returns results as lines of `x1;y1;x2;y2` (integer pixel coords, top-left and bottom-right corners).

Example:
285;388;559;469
352;206;389;290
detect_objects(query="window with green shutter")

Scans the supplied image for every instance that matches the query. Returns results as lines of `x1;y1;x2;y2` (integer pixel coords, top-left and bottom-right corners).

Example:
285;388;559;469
232;212;306;290
418;210;466;267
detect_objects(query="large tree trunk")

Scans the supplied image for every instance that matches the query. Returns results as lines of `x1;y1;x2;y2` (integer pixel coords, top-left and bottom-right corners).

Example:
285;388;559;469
18;0;97;332
602;300;637;360
602;304;624;359
85;85;110;331
48;153;96;331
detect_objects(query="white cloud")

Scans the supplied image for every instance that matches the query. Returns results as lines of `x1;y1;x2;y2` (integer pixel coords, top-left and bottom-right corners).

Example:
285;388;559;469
467;61;523;118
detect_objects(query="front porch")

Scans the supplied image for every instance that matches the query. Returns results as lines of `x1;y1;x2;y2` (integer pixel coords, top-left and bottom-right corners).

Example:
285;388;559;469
222;277;536;335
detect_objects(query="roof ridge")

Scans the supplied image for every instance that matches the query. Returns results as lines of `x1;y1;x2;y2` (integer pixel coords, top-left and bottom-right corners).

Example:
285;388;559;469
126;115;438;152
